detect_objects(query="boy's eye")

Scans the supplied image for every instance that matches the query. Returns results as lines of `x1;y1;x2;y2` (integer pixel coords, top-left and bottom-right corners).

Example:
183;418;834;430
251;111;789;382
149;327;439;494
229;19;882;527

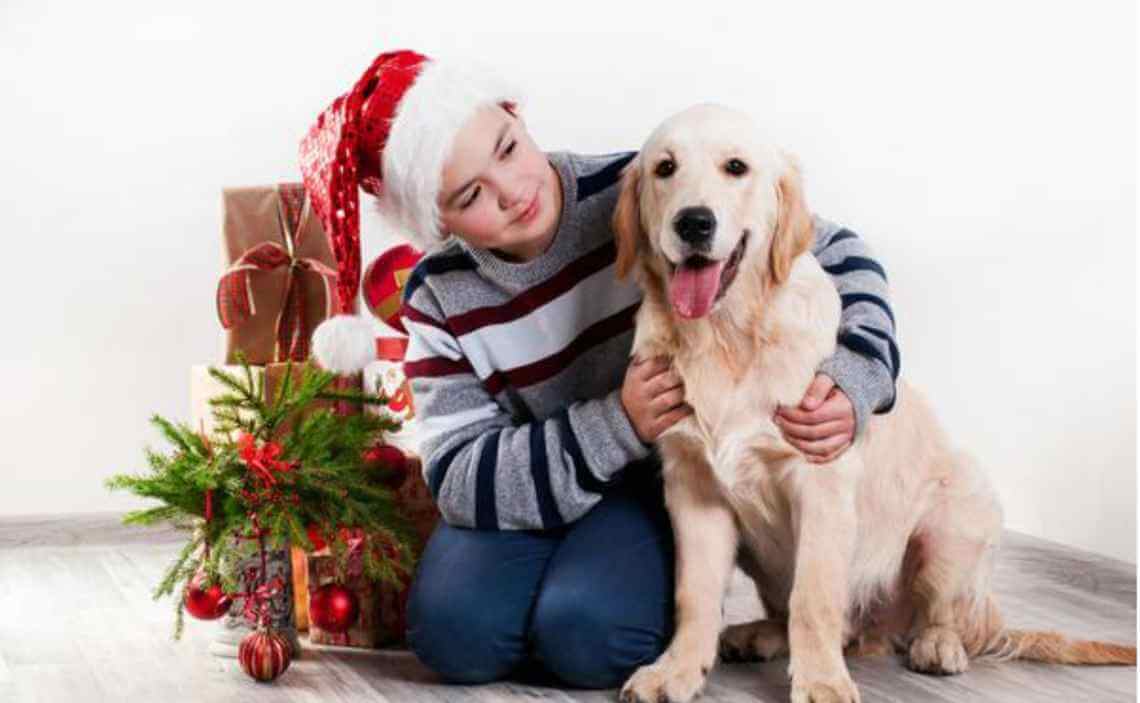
502;140;517;157
461;185;481;209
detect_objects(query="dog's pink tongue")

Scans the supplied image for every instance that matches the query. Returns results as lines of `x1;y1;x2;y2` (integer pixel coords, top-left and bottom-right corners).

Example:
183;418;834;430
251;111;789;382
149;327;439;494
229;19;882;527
669;261;725;319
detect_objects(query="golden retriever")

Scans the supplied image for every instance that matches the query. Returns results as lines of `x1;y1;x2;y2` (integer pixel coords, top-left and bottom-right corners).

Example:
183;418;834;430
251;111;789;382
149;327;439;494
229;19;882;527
611;103;1135;703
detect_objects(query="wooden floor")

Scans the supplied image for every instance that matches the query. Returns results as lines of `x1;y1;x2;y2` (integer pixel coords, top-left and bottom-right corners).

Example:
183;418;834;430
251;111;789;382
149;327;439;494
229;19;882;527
0;514;1134;702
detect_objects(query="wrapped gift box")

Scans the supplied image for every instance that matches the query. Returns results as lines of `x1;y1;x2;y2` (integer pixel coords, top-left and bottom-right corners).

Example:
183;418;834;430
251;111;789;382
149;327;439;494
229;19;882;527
306;534;381;648
303;453;438;649
217;183;338;365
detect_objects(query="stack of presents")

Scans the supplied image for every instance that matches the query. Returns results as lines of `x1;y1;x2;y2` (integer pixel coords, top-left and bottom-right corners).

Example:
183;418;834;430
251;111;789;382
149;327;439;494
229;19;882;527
190;183;437;650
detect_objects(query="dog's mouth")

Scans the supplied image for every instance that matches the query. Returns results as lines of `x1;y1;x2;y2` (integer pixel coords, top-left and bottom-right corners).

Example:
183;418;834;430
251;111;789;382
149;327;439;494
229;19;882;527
666;230;749;319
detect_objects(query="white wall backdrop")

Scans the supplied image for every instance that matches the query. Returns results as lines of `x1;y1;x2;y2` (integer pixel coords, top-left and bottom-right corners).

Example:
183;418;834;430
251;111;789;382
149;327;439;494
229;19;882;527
2;1;1135;562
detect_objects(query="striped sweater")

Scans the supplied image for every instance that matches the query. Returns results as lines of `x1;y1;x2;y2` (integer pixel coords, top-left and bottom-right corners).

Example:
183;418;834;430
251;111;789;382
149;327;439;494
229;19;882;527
399;151;899;531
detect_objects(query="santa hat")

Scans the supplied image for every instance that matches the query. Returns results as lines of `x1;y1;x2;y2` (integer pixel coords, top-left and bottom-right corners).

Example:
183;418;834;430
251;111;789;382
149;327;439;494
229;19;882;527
298;49;521;374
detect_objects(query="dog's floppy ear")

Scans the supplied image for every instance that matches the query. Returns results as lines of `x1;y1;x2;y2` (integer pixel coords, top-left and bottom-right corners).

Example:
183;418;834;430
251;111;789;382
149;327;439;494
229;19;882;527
612;156;644;280
767;154;813;288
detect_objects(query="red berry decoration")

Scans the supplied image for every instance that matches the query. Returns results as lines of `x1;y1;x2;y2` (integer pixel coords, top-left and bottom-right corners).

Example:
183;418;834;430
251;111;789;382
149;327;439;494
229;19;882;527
309;582;360;634
239;626;292;682
306;524;328;552
183;571;233;620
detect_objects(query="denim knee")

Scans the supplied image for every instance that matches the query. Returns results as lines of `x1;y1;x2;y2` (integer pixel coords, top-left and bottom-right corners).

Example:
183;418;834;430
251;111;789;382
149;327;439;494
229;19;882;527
405;567;528;684
529;581;670;689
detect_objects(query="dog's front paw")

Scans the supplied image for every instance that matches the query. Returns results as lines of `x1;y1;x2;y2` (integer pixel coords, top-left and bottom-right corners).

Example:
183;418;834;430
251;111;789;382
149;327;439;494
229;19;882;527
907;626;969;675
619;654;709;703
790;674;861;703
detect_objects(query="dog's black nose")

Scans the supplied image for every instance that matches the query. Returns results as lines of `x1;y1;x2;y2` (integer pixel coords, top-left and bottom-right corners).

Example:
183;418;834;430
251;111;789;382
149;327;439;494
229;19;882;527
673;206;716;247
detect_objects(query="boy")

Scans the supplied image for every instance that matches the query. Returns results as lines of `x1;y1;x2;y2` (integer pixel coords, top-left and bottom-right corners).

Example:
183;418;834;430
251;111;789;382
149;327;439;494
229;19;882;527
300;50;898;689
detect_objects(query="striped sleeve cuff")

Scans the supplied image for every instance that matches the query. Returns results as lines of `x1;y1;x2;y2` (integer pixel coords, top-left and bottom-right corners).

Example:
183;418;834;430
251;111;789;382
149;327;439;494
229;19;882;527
817;343;896;438
566;389;653;481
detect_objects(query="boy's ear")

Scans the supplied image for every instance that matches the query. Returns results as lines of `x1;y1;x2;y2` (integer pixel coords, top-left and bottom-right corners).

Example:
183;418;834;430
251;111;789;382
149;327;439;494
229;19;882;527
612;156;644;280
767;153;813;289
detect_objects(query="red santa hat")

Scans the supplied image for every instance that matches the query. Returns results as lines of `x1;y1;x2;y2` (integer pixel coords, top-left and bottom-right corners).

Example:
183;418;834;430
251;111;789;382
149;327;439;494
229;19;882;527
298;49;520;374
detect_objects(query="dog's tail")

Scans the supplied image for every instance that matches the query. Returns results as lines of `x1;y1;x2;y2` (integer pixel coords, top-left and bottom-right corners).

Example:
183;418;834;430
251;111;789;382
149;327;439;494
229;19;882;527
982;629;1136;665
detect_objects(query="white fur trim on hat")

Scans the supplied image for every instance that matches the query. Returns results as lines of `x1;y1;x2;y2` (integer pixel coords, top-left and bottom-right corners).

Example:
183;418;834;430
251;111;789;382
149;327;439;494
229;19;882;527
377;58;522;253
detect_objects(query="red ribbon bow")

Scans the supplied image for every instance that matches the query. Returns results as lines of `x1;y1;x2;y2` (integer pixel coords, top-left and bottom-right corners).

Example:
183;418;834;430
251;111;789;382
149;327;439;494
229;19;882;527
238;433;296;489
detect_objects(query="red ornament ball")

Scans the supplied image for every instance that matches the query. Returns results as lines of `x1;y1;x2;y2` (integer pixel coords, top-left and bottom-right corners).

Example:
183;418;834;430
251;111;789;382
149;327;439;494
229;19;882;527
239;627;292;682
309;582;360;634
363;443;408;488
363;244;424;333
183;572;233;620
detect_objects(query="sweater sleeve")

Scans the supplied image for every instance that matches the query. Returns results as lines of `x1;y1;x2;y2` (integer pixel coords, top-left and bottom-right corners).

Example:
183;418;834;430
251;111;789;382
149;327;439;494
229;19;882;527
400;285;652;531
809;216;901;436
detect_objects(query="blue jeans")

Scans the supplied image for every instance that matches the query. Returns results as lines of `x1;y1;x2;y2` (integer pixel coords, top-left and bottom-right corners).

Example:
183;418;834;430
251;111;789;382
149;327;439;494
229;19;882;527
405;465;675;689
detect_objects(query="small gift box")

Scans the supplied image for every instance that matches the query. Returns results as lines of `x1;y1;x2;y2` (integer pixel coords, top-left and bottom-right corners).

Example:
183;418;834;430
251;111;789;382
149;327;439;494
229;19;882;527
306;530;380;648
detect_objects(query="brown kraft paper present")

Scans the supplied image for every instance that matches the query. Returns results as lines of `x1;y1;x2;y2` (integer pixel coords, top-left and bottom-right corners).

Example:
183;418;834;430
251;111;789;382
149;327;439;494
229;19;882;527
217;183;338;365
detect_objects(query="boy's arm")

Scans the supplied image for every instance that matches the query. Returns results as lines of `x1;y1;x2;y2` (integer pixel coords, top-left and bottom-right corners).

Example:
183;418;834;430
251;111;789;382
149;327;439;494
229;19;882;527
401;288;651;531
809;216;901;436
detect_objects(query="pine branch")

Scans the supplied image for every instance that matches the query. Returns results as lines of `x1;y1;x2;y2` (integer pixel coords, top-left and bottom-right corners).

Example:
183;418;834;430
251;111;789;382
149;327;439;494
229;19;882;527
120;505;183;527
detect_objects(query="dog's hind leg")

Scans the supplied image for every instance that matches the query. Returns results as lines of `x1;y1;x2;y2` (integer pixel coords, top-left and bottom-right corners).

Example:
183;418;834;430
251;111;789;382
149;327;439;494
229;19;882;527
904;453;1003;676
844;631;896;657
720;619;789;662
720;546;792;662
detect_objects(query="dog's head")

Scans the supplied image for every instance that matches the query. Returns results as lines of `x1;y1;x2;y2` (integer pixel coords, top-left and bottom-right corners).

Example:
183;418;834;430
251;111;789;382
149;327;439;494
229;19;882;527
613;104;813;320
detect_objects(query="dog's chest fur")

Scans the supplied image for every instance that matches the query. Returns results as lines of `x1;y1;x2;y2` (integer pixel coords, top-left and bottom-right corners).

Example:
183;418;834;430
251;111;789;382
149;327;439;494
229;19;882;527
634;256;842;561
638;257;838;473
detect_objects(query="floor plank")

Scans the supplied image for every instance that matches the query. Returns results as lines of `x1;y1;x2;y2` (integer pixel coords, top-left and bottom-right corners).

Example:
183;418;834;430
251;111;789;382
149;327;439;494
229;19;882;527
0;513;1134;702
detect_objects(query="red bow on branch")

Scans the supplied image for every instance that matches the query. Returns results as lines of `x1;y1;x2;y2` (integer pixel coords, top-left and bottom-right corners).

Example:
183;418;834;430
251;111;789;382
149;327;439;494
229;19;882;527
238;433;296;489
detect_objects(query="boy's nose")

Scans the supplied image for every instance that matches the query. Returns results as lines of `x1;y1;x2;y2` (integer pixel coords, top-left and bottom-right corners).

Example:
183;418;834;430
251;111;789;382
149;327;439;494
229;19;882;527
499;186;529;211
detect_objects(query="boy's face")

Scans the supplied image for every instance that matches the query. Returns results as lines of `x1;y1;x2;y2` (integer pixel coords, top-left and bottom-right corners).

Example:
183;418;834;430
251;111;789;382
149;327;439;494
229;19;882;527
437;105;560;260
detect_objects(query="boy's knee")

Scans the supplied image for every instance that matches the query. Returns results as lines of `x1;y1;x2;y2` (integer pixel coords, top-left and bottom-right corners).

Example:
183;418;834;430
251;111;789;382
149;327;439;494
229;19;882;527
406;573;527;684
529;583;669;689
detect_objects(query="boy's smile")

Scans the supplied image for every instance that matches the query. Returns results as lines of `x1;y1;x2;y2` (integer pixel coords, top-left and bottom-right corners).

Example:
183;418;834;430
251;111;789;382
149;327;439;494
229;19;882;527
438;104;563;262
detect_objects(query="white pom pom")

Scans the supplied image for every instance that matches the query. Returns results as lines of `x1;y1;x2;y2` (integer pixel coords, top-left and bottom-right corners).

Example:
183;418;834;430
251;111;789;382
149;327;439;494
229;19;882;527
311;315;376;374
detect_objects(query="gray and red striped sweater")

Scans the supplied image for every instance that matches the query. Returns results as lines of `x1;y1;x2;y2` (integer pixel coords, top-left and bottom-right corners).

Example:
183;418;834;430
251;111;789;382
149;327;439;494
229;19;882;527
399;150;899;531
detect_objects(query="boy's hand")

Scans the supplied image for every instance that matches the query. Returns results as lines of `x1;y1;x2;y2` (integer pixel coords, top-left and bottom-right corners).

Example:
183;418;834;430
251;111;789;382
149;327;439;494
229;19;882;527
775;374;855;464
621;355;693;444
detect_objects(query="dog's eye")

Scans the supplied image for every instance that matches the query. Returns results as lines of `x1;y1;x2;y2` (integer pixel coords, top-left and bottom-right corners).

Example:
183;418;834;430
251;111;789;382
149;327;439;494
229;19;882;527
654;159;676;178
725;159;749;176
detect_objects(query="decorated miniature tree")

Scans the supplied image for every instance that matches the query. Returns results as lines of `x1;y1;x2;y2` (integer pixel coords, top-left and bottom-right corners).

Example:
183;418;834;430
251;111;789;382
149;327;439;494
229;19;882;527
107;358;416;681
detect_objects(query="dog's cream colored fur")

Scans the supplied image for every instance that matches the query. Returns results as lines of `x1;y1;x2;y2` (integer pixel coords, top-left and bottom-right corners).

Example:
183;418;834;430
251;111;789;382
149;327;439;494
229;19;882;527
613;104;1134;703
